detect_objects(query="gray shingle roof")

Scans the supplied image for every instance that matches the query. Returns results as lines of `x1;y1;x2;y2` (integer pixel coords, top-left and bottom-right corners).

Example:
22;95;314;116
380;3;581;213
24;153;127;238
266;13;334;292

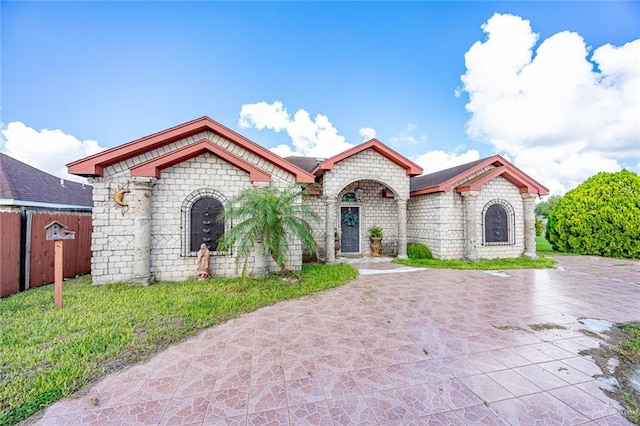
410;158;487;192
0;153;93;207
284;156;320;174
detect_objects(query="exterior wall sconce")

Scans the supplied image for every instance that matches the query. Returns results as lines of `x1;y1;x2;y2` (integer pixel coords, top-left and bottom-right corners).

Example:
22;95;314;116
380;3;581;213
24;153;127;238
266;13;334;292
354;186;363;201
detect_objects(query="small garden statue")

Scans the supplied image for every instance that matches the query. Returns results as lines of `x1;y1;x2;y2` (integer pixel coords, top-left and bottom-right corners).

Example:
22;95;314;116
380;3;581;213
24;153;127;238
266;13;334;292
196;243;210;280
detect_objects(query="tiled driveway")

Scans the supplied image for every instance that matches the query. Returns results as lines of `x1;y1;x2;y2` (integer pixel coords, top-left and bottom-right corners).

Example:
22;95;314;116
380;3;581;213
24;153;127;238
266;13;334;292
31;256;640;425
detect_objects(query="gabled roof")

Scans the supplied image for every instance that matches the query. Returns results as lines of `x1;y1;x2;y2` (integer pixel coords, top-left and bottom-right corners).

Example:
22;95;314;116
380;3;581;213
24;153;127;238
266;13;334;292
130;139;271;182
0;153;93;208
67;116;314;184
314;139;423;177
410;155;549;196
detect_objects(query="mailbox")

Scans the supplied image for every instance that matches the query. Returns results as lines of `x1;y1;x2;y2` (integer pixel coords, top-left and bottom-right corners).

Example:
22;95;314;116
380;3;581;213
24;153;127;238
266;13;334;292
44;220;76;241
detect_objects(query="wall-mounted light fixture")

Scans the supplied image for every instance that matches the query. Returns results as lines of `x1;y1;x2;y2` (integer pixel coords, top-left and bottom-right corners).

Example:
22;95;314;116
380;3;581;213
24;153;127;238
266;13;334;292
354;185;363;201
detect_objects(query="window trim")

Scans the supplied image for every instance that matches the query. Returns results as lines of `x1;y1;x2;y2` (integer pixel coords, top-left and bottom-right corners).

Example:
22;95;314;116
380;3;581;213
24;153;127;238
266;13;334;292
181;189;229;256
482;199;515;246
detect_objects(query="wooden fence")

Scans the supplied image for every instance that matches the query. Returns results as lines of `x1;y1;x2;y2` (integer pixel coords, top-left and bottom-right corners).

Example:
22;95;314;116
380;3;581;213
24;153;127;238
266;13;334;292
0;212;21;297
0;210;92;297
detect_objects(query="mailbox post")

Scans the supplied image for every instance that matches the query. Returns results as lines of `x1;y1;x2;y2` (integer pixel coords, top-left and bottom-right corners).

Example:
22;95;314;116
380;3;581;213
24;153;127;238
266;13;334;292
44;221;76;308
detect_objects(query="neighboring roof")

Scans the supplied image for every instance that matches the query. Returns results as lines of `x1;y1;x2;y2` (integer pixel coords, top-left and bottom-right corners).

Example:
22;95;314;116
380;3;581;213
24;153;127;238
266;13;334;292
0;153;93;208
284;156;320;174
67;116;314;184
410;155;549;196
314;139;423;177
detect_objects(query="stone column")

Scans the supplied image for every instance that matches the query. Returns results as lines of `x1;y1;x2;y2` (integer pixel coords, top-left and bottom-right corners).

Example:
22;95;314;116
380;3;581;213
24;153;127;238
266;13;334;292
461;191;480;262
132;177;154;284
397;198;408;259
325;196;336;263
522;193;538;259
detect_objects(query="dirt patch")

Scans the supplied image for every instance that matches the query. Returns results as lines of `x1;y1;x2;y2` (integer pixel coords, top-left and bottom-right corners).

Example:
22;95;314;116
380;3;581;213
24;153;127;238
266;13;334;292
493;325;530;333
580;322;640;424
579;328;605;340
528;322;567;331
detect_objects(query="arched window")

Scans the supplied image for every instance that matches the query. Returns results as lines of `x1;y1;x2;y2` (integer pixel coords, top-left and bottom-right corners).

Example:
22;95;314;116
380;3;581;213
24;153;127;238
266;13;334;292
181;189;227;256
482;199;515;245
190;197;224;252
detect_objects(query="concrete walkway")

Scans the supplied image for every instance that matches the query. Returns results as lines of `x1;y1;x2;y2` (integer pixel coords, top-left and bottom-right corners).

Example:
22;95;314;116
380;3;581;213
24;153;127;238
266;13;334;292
29;256;640;425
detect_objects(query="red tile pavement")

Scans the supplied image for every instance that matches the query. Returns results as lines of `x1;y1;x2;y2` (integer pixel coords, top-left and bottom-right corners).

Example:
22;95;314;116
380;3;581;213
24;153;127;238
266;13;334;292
28;255;639;425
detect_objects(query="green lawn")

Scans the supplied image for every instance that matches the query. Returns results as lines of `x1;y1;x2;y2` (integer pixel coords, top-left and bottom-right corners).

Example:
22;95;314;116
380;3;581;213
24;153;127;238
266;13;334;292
536;235;556;254
0;263;358;425
395;256;556;269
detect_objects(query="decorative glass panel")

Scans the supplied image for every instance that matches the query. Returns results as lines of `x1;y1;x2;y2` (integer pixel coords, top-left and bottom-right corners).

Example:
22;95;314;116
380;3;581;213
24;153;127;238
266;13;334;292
341;192;357;202
485;204;508;243
191;197;224;251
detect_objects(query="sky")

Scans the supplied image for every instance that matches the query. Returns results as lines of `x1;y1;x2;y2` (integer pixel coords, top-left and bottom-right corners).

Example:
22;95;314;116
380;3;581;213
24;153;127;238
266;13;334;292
1;1;639;197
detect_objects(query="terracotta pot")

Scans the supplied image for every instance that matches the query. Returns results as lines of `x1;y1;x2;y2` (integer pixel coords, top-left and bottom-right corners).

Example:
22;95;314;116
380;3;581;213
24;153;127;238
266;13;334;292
334;239;341;257
370;237;382;257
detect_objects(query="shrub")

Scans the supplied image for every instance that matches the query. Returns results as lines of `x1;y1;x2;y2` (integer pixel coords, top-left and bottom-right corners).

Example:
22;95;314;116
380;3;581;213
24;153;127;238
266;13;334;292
546;170;640;259
534;195;561;218
535;218;544;236
407;243;432;259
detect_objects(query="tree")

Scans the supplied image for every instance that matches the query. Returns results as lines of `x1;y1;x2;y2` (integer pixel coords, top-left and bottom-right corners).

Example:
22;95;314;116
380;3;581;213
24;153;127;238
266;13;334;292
218;186;319;275
535;195;561;217
546;170;640;259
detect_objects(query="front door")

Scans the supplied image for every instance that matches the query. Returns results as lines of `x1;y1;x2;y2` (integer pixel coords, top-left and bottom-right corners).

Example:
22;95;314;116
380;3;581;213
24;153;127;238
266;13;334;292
340;206;360;253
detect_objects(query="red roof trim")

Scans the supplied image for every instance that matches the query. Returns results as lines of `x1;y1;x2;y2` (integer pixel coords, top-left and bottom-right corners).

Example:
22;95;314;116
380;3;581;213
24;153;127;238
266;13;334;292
67;116;314;183
130;140;271;182
410;155;549;197
315;139;422;177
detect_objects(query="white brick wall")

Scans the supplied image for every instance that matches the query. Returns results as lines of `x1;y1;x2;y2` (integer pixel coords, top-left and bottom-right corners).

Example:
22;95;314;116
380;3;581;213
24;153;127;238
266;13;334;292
323;149;410;199
304;149;409;257
90;133;299;284
476;177;525;259
407;174;525;259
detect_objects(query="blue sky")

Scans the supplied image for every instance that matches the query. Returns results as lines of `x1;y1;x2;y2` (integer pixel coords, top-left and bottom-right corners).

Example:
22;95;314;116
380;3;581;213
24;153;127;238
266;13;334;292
2;1;639;195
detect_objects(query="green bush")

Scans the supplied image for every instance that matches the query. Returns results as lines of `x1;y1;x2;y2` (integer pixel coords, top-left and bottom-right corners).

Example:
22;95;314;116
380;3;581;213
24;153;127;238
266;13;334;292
535;218;544;236
407;243;432;259
546;170;640;259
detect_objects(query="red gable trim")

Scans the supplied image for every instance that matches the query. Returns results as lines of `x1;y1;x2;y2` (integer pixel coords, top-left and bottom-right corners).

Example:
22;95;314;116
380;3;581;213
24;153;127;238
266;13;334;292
67;116;314;183
315;139;422;177
410;155;549;197
454;166;540;194
130;140;271;182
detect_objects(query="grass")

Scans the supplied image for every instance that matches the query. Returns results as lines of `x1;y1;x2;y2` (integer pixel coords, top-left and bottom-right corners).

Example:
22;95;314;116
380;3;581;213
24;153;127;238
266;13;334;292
617;323;640;424
0;263;358;425
394;256;556;269
536;235;556;253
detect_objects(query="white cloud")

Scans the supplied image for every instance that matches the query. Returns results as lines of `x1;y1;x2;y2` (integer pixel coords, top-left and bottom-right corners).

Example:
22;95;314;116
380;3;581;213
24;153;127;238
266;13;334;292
460;13;640;193
359;127;376;141
240;101;354;158
414;149;481;174
238;101;290;131
390;123;427;145
1;122;106;183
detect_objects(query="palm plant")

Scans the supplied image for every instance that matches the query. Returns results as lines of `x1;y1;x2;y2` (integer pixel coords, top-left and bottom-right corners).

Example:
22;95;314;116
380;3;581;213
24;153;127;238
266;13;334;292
218;186;319;275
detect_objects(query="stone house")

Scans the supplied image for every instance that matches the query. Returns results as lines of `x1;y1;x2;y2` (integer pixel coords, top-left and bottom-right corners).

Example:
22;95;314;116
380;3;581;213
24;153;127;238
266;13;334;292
68;116;548;284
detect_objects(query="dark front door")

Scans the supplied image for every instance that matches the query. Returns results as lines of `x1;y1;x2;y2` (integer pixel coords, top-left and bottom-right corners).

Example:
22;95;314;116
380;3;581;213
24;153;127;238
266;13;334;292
341;207;360;253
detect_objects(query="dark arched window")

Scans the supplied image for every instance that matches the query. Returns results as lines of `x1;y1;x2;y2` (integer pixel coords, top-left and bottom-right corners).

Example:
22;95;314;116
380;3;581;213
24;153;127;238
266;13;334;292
485;204;508;243
482;199;515;245
190;197;224;252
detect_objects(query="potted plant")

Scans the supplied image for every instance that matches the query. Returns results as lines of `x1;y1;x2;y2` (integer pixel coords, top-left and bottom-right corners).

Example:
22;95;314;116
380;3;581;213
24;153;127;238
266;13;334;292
369;226;383;257
334;229;341;257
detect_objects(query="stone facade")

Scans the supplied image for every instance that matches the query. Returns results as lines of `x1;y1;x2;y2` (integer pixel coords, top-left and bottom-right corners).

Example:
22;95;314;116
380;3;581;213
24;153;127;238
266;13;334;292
70;117;547;284
304;148;411;260
408;175;529;260
88;130;299;284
